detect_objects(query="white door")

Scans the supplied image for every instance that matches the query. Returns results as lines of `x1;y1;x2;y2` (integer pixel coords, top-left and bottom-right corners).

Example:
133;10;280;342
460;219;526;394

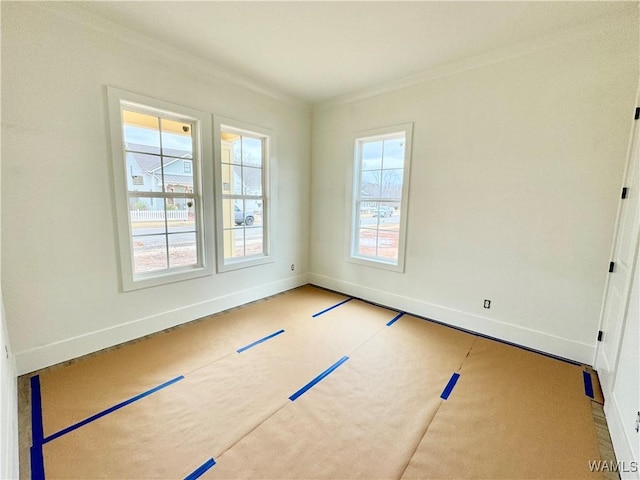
596;112;639;389
609;256;639;476
595;104;640;477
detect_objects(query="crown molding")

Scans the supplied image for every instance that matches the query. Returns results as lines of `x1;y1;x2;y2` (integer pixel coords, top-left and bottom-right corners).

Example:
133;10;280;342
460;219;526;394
33;2;311;112
314;7;638;112
28;1;637;113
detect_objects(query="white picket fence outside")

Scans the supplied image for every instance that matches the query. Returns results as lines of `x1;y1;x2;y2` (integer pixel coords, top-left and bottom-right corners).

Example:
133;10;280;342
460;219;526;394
130;209;188;222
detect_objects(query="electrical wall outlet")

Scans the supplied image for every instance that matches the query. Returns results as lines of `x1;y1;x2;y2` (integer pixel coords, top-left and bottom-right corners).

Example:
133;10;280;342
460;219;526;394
483;299;491;309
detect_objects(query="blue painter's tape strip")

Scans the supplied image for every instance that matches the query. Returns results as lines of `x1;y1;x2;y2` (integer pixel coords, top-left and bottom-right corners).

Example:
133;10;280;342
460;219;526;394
237;329;285;353
583;371;594;399
30;445;45;480
440;373;460;400
312;298;353;318
43;375;185;444
386;312;405;327
184;458;216;480
289;356;349;401
30;375;45;480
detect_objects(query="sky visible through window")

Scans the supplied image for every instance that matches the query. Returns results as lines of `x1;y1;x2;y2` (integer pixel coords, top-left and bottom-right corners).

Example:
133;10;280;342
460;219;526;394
124;125;191;152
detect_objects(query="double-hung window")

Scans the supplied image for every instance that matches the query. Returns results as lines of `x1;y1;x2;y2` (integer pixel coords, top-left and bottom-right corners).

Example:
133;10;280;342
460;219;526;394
108;88;214;290
214;118;271;272
350;123;412;271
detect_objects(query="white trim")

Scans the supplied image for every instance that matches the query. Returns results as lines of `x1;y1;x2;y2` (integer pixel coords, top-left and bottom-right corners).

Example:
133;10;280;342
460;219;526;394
14;275;309;375
604;396;640;480
1;303;19;479
594;81;640;368
314;9;636;111
214;117;274;273
35;2;309;111
308;273;594;364
34;1;633;112
348;123;413;273
107;87;215;291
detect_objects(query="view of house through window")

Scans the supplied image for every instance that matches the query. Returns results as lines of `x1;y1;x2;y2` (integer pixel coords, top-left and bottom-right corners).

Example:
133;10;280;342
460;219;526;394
352;125;412;270
219;127;268;265
122;109;201;274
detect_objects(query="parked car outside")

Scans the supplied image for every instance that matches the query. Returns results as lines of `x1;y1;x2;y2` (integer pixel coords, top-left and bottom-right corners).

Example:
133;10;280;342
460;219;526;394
234;205;254;226
373;206;394;218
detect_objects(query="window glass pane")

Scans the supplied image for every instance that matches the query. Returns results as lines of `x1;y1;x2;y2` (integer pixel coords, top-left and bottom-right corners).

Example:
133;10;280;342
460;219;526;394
243;166;262;196
359;201;378;228
167;198;195;233
242;201;262;227
126;153;162;192
380;169;404;198
360;171;381;198
231;137;243;165
221;198;234;228
132;235;168;273
361;141;383;170
221;137;238;165
377;230;399;261
122;110;161;155
129;197;166;236
162;157;194;196
242;137;262;166
224;228;245;259
357;228;378;257
220;164;231;195
220;164;243;195
382;137;405;169
235;200;247;226
160;118;193;157
229;165;244;195
168;232;197;268
244;227;263;256
372;202;398;221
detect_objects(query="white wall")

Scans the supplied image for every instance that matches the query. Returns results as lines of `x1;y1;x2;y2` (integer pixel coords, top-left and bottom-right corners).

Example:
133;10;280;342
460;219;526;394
309;14;639;364
1;3;311;374
0;4;20;468
0;298;18;479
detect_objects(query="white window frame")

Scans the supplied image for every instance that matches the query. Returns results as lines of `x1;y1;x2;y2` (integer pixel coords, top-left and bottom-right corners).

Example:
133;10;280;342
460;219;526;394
213;116;273;272
107;87;214;291
347;123;413;272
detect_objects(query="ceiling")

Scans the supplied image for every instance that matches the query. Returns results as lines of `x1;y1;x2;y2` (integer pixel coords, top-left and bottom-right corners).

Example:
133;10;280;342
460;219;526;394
77;1;636;104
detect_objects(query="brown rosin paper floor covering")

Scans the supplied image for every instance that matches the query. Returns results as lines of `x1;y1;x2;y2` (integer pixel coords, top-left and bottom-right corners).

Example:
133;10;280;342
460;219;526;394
32;286;604;479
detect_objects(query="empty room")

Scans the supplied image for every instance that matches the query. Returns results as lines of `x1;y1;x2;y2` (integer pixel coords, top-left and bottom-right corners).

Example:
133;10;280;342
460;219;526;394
1;1;639;479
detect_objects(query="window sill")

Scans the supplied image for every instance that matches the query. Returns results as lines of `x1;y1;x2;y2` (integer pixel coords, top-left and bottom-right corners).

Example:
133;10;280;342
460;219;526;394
217;256;273;273
347;255;405;273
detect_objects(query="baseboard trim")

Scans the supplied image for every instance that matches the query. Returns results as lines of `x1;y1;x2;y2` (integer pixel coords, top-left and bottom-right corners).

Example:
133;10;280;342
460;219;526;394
604;393;640;479
15;274;309;375
309;273;594;365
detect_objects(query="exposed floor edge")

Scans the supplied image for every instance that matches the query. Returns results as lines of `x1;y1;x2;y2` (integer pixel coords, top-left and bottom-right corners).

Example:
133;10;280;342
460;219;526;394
15;276;310;375
308;282;585;367
592;402;621;480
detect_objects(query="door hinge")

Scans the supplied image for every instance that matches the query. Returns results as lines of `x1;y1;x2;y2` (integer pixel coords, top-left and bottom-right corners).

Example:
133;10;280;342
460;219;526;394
621;187;628;199
597;330;603;342
609;261;615;273
635;107;640;120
